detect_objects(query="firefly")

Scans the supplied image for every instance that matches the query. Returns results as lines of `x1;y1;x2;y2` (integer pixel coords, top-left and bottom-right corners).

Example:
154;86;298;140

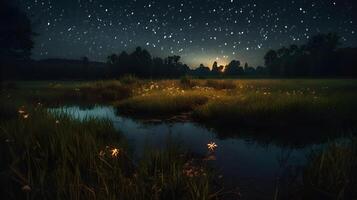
111;148;120;157
207;142;218;151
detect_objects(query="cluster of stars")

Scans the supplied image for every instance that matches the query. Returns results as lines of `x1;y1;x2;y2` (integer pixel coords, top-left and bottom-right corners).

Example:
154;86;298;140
21;0;356;67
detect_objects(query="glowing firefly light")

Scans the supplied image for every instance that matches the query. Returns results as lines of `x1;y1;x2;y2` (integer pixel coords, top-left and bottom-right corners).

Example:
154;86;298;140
207;142;218;151
111;148;120;157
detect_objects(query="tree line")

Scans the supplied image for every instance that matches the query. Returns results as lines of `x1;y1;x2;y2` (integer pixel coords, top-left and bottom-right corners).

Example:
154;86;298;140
105;47;267;78
264;33;357;77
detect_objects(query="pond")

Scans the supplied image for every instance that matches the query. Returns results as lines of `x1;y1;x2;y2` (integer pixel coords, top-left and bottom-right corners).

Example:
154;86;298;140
52;105;324;199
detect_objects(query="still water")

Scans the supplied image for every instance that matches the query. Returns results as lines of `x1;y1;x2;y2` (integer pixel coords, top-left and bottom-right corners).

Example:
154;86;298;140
52;105;323;198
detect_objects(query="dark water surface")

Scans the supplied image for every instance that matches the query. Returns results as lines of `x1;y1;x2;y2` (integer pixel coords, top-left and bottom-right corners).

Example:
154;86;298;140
52;105;324;199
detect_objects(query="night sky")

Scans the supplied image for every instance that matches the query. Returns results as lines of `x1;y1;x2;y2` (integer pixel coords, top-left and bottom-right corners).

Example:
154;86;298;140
19;0;356;68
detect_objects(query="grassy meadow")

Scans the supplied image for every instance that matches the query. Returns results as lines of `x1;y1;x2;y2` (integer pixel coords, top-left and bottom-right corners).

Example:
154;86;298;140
1;78;357;199
115;78;357;134
0;102;219;200
3;78;357;141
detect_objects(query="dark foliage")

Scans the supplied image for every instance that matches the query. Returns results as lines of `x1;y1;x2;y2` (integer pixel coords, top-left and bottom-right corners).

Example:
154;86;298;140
0;0;34;63
264;33;357;77
106;47;190;78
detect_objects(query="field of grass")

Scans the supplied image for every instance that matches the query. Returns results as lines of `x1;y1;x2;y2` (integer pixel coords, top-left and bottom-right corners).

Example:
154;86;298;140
2;78;357;199
1;78;136;106
0;102;221;200
113;79;357;135
3;78;357;134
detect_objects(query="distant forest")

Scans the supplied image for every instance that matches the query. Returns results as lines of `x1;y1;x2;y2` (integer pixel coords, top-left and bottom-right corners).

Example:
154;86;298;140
1;1;357;80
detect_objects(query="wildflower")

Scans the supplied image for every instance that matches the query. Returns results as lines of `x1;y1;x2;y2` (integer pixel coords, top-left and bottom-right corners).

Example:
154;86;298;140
207;142;218;151
55;120;60;124
23;114;29;119
99;150;106;157
183;161;205;177
111;148;120;157
22;185;31;192
18;109;25;114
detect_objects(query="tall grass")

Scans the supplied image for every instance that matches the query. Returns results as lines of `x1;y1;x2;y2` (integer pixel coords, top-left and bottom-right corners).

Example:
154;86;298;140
116;91;209;116
2;80;133;106
302;139;357;199
4;79;357;133
193;91;357;132
204;80;236;90
0;104;217;200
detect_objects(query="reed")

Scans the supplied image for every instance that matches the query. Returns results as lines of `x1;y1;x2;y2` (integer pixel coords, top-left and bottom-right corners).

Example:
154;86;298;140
0;104;217;200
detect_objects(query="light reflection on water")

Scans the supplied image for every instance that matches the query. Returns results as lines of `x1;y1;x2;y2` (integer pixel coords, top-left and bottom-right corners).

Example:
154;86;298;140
51;105;322;198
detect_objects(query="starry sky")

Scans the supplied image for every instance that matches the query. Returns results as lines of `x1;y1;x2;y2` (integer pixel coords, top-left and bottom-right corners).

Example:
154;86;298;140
19;0;356;68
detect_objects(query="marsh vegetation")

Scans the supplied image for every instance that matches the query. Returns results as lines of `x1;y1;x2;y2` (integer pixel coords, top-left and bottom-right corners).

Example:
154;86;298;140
1;78;357;199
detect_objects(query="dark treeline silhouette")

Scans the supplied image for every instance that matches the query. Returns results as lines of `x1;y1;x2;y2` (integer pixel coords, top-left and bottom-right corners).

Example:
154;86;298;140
1;0;356;80
189;61;267;77
264;33;357;77
106;47;190;78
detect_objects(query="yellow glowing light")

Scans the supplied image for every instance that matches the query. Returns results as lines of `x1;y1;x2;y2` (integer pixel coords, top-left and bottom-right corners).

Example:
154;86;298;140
111;148;120;157
207;142;218;151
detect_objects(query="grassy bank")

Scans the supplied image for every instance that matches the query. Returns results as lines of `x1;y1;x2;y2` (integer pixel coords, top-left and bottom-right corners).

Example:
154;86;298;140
3;78;357;134
194;92;357;131
1;78;137;106
0;103;219;200
114;79;357;133
116;91;208;116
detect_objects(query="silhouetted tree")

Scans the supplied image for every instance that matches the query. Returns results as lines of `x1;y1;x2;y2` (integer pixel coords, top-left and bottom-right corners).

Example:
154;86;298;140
256;66;267;75
107;54;118;65
211;61;221;75
262;32;355;77
0;0;35;62
264;50;278;75
191;64;210;76
244;62;256;75
244;62;248;71
224;60;243;75
306;33;340;75
218;65;224;73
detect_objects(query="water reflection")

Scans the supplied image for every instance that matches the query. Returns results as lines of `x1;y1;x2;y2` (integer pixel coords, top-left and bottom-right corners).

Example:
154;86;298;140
51;105;323;199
